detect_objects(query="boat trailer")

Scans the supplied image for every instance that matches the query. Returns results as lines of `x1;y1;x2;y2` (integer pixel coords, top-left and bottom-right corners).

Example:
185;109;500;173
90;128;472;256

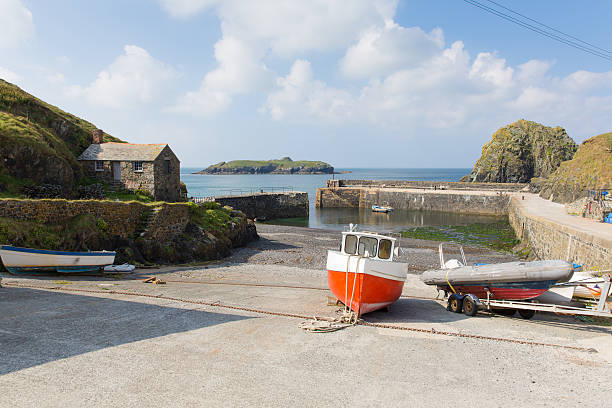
444;275;612;320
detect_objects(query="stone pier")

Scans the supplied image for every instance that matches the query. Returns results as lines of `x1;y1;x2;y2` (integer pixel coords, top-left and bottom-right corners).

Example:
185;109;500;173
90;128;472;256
213;191;308;220
315;180;525;215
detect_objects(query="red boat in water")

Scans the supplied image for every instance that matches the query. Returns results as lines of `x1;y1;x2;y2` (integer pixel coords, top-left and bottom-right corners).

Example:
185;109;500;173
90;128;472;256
326;225;408;316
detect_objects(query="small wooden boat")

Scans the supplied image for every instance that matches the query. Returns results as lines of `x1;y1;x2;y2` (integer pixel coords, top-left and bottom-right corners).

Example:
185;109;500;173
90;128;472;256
372;205;393;213
0;245;116;274
421;243;573;300
326;225;407;316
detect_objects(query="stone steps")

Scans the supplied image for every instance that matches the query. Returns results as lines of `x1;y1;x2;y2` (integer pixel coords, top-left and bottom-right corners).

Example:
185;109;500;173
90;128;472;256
135;207;162;238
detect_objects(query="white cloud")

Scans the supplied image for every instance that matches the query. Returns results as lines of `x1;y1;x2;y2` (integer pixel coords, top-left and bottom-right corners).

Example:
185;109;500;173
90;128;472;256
168;37;273;116
0;0;34;49
0;66;20;82
83;45;176;108
263;35;612;140
265;59;353;121
340;22;444;79
157;0;218;19
165;0;396;115
157;0;612;142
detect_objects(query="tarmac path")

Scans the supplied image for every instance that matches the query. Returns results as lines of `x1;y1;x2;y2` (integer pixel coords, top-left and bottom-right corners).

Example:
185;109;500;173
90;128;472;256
0;225;610;407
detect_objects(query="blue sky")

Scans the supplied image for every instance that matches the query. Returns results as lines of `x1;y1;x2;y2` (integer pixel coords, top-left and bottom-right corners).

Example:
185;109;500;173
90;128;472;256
1;0;611;168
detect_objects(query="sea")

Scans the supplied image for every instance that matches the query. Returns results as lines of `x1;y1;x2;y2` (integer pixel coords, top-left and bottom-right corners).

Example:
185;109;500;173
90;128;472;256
180;167;504;231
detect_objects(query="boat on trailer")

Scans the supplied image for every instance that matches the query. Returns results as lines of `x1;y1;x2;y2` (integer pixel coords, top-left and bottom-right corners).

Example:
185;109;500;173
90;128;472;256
421;243;574;301
326;224;408;316
0;245;116;274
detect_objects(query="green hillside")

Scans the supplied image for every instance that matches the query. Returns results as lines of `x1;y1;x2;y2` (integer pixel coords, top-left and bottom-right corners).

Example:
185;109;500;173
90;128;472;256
533;131;612;203
0;79;121;196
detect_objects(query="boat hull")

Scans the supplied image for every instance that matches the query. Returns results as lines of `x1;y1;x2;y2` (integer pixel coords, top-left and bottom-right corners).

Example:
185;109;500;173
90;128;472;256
439;280;557;300
326;251;407;316
0;245;116;274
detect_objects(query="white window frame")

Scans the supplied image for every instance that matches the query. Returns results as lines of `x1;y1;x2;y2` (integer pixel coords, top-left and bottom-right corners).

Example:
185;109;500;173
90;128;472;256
133;161;143;172
95;160;104;172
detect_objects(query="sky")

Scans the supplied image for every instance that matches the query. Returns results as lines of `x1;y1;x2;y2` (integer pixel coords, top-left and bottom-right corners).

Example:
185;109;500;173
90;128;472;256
1;0;611;168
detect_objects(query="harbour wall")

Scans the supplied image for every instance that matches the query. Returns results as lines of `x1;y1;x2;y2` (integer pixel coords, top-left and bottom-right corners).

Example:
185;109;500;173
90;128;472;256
213;192;308;220
508;197;612;270
316;181;612;268
326;179;528;191
316;186;511;215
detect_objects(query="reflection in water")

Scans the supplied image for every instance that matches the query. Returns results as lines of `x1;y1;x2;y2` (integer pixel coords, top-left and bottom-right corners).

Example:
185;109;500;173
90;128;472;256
265;208;505;232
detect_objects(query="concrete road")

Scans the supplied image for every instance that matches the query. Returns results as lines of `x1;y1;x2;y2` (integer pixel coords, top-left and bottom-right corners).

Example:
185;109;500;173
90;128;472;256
1;264;610;408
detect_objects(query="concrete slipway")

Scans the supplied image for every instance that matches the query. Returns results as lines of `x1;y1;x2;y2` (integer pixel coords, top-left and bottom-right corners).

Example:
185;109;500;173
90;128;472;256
0;226;611;407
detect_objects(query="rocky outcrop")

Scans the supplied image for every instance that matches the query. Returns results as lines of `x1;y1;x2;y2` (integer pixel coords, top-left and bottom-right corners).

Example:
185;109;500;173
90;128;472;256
532;131;612;203
197;158;333;174
461;120;577;183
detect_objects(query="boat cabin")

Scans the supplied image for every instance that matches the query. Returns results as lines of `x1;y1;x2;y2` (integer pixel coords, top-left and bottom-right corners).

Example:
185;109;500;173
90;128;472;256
340;231;397;261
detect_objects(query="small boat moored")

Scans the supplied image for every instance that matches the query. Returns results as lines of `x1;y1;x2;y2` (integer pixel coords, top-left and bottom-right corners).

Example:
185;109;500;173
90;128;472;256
0;245;116;274
371;204;393;213
326;224;408;317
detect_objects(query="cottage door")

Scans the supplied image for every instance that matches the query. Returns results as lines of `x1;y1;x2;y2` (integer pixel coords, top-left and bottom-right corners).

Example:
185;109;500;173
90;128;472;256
112;162;121;181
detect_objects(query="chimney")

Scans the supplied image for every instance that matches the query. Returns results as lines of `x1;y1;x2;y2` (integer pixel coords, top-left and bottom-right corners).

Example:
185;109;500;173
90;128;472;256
92;129;103;144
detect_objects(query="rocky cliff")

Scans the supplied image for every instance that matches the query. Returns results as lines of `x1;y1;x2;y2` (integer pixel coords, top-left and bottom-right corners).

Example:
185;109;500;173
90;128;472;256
461;120;577;183
532;131;612;203
197;157;333;174
0;79;121;197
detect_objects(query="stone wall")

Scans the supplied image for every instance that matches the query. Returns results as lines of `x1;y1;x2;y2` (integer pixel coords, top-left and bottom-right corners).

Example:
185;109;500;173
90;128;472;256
329;179;528;192
508;197;612;270
316;187;510;215
213;192;309;220
0;198;189;243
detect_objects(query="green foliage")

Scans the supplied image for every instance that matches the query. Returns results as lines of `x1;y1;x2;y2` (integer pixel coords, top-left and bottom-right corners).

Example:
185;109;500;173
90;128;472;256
535;131;612;203
188;202;232;235
96;218;108;232
0;79;125;194
105;188;154;203
401;220;520;252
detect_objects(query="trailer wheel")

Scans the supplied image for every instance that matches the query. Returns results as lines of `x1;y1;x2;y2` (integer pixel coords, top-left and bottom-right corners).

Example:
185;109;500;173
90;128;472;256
518;308;535;319
463;295;478;316
447;294;463;313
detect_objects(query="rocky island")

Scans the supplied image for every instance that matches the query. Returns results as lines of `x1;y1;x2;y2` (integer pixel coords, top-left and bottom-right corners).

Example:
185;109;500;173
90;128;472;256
196;157;334;174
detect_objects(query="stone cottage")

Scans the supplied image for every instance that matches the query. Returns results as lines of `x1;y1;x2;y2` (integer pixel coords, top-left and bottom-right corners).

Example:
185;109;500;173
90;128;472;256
78;129;181;202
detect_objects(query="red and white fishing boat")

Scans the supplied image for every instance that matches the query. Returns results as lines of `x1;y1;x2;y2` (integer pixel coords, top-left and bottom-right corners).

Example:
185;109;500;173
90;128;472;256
326;225;408;316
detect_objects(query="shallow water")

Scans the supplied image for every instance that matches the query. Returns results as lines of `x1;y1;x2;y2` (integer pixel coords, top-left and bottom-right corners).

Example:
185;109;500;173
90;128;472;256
180;167;501;232
263;208;505;232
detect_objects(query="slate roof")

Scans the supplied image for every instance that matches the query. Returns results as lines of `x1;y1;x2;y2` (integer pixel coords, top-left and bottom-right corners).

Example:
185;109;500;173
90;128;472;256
78;143;168;161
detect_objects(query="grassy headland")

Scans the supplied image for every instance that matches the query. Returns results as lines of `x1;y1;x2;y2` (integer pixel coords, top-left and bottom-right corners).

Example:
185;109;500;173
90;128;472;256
0;79;122;197
197;157;333;174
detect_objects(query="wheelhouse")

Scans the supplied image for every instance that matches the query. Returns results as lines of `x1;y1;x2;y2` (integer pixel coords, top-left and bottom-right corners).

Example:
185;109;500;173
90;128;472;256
340;231;397;261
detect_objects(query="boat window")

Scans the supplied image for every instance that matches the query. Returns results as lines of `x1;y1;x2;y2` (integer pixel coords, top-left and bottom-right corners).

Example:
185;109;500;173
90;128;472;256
344;235;357;254
378;239;392;259
358;236;378;258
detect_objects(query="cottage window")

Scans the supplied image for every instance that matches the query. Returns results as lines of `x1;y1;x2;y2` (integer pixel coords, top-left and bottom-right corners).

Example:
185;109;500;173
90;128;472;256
165;160;171;174
95;161;104;171
133;161;143;172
